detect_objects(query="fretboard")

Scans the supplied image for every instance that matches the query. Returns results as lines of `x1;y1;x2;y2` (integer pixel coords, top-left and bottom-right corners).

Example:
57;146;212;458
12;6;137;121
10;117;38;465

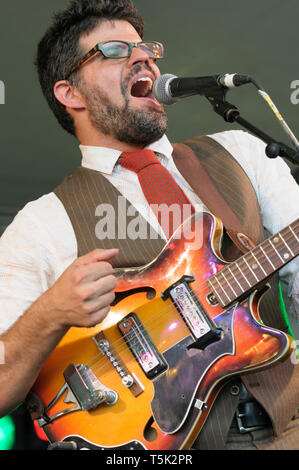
208;218;299;308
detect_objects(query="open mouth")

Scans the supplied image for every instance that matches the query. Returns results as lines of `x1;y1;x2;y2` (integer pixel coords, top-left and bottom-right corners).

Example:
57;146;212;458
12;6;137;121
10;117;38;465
130;77;154;99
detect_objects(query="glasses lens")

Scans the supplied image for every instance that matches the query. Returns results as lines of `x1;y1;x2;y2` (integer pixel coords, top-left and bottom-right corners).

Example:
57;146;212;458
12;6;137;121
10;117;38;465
138;42;164;59
101;41;130;58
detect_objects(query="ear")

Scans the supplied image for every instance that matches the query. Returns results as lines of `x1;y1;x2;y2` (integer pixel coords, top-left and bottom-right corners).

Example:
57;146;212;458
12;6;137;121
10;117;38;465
54;80;86;110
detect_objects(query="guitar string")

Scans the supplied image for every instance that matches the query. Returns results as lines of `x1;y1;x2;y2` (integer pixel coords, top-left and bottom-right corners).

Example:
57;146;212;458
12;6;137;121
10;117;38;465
88;288;208;374
88;289;212;382
83;228;298;378
83;225;298;370
88;274;288;386
84;228;299;379
86;281;209;374
87;259;297;379
83;227;298;376
76;274;295;388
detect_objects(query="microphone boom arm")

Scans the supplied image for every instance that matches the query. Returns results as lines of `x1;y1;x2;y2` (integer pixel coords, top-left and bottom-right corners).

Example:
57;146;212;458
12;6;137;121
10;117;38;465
206;95;299;166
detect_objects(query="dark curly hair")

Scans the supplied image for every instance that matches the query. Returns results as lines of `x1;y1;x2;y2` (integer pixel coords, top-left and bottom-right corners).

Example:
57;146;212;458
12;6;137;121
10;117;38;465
35;0;144;136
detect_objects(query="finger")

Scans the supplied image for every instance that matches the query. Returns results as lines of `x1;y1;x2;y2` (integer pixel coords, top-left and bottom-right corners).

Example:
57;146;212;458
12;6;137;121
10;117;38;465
84;274;117;300
77;248;119;266
78;261;115;284
93;274;117;295
85;291;116;313
86;306;111;327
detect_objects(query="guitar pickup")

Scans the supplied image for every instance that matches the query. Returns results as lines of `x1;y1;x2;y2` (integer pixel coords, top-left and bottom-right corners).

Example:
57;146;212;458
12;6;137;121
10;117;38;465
162;275;222;350
117;313;167;380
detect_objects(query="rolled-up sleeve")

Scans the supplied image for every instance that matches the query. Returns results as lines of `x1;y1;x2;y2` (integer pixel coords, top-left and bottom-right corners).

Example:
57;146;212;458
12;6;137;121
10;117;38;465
0;194;77;334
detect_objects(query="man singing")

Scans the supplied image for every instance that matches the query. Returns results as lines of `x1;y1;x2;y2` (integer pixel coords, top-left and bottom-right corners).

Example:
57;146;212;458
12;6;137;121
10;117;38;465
0;0;298;450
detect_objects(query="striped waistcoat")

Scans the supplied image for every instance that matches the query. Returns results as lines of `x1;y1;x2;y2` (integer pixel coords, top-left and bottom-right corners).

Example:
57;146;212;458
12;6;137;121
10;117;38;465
54;135;299;449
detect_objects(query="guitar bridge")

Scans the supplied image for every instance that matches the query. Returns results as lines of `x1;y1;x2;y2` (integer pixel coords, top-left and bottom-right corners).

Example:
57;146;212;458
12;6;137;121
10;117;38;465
93;331;144;397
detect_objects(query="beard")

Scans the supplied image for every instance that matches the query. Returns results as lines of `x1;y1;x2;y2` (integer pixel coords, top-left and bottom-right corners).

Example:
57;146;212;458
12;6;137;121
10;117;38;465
78;65;168;147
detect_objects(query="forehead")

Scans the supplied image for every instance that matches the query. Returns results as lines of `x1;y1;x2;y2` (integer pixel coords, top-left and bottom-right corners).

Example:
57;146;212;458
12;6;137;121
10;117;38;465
79;20;142;52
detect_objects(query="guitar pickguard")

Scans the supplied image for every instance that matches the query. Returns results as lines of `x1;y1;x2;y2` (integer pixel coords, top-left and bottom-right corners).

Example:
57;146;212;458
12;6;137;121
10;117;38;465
151;306;236;434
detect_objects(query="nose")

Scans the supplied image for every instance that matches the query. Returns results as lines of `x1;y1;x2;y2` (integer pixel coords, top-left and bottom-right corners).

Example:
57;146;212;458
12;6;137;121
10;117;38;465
126;45;155;69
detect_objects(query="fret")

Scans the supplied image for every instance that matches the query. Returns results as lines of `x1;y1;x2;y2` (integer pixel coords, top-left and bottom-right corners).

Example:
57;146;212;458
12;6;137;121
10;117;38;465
235;256;258;287
232;247;269;285
280;223;299;252
252;242;275;272
208;276;230;305
220;270;238;297
269;239;284;263
227;266;245;294
225;261;250;294
208;218;298;307
214;276;231;303
243;256;259;282
249;246;274;280
279;233;295;257
250;250;267;276
259;244;276;270
234;261;251;288
289;225;299;243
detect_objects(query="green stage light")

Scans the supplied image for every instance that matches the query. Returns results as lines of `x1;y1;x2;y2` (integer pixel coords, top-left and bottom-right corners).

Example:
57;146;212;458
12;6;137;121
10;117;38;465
0;415;15;450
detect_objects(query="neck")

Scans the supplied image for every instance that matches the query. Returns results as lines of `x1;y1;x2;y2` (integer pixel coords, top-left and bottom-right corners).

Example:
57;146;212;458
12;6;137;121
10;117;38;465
77;125;147;152
208;218;299;308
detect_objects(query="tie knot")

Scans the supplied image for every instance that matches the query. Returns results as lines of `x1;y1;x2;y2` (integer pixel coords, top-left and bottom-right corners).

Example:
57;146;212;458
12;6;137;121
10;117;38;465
119;149;160;174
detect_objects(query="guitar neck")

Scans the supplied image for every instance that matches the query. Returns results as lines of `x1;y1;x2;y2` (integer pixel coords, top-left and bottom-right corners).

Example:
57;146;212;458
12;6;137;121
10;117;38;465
208;218;299;307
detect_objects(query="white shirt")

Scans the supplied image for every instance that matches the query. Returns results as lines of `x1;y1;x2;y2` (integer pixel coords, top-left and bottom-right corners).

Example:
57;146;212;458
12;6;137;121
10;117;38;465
0;130;298;334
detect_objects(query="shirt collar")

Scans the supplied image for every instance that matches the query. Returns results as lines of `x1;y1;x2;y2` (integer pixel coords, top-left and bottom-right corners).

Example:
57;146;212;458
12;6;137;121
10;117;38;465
79;134;173;175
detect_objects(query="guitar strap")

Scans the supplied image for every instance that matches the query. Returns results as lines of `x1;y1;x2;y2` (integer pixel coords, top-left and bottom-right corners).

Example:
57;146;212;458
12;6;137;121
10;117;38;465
172;140;257;254
172;137;296;449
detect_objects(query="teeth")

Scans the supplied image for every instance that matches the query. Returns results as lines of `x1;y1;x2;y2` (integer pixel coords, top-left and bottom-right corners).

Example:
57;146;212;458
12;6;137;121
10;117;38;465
131;76;153;98
135;77;153;85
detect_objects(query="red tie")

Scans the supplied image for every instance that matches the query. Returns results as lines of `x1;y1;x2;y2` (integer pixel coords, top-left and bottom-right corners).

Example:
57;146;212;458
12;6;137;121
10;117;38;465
119;149;194;238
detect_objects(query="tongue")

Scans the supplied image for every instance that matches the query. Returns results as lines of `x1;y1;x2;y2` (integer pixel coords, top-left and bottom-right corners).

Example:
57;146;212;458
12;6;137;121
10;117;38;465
131;80;152;98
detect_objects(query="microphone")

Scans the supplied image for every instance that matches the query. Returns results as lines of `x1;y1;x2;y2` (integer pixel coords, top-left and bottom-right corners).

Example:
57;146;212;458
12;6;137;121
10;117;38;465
153;73;252;105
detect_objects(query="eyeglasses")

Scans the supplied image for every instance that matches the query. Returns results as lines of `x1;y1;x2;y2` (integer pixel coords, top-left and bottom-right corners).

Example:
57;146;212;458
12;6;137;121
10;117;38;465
66;40;164;78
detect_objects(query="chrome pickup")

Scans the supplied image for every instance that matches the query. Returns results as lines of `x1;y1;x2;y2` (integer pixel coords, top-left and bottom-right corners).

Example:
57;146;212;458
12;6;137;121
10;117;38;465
169;282;211;339
118;313;167;380
162;275;222;350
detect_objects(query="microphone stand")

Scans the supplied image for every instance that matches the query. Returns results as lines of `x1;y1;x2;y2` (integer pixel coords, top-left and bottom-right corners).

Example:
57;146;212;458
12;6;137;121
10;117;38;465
206;93;299;166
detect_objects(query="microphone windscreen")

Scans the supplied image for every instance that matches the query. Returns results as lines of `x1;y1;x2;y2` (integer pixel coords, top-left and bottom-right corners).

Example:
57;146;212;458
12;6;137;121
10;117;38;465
153;73;177;105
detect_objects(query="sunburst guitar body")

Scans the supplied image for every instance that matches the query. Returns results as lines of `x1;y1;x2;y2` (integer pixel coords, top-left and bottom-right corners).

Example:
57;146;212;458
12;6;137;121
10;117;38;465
27;212;298;450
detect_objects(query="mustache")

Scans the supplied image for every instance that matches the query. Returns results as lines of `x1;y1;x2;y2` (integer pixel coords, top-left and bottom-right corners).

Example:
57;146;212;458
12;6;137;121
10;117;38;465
121;63;158;95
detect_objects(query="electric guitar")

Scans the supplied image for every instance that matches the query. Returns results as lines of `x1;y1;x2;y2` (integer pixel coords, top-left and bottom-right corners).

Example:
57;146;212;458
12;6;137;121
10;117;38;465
27;212;298;450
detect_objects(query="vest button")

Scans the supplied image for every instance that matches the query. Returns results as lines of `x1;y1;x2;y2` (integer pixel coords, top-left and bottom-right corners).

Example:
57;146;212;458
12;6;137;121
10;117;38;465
230;384;240;396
